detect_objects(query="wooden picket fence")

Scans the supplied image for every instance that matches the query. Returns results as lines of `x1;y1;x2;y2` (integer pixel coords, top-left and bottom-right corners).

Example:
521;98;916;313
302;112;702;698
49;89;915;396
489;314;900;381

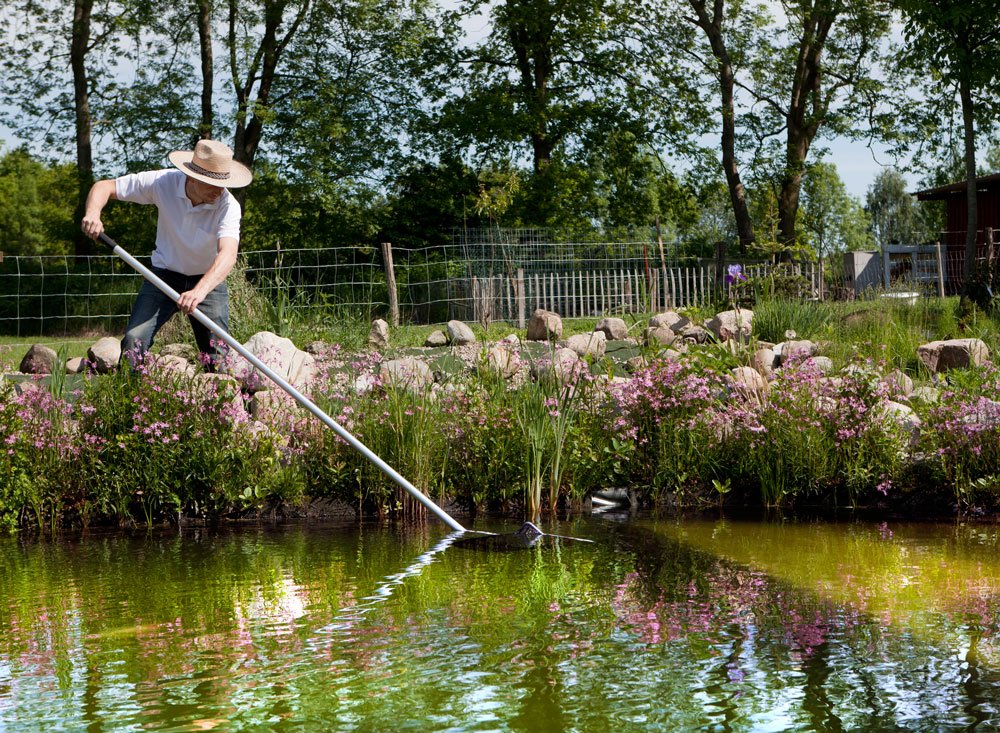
468;263;818;327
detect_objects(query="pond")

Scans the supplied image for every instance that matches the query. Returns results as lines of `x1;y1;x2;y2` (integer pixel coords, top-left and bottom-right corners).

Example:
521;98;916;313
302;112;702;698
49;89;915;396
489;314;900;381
2;515;1000;731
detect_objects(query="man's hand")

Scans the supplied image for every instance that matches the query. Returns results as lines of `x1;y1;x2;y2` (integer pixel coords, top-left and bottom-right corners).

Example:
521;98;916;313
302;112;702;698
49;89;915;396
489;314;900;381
81;180;117;240
81;214;104;240
177;289;206;315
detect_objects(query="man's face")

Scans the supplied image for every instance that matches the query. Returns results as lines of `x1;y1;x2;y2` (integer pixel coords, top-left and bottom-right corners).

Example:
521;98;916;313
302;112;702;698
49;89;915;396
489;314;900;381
185;177;225;206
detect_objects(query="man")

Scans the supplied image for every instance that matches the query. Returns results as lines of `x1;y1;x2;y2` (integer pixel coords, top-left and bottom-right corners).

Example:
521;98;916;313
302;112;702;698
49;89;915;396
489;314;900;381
81;138;253;369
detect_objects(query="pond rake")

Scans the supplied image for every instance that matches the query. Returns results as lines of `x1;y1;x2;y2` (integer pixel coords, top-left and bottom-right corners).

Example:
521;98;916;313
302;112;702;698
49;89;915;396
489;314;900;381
98;233;592;547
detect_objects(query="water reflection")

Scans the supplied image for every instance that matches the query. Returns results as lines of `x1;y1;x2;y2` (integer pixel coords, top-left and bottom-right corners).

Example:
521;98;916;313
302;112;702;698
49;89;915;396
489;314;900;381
1;518;1000;730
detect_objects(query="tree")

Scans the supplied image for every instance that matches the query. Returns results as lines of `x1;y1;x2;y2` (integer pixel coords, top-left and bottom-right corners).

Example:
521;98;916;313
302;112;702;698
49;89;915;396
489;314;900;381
865;168;933;246
799;161;872;262
428;0;666;225
671;0;893;256
896;0;1000;278
0;0;140;256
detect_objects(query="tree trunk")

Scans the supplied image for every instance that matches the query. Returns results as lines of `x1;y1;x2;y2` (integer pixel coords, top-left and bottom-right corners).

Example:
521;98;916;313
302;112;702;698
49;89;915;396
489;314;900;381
689;0;754;254
71;0;94;259
776;9;832;254
196;0;214;142
960;76;978;281
509;12;554;172
229;0;310;207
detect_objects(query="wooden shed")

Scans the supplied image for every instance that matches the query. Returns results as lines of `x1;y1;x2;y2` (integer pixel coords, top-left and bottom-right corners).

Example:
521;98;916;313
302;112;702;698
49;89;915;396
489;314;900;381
914;173;1000;289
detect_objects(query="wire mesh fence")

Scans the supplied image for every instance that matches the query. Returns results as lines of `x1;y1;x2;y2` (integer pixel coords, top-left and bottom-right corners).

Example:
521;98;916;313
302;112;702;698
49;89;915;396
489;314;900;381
14;226;967;338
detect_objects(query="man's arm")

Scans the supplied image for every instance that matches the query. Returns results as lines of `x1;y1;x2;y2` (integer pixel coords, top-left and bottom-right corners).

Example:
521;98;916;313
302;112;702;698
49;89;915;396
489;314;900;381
176;236;239;314
81;179;118;240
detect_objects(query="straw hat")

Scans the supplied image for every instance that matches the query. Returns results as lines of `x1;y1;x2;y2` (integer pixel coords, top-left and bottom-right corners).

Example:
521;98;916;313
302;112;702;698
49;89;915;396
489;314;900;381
168;139;253;188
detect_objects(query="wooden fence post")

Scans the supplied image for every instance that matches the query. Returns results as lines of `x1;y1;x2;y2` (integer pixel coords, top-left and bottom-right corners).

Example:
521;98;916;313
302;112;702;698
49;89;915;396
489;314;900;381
516;268;525;328
380;241;399;327
935;241;946;297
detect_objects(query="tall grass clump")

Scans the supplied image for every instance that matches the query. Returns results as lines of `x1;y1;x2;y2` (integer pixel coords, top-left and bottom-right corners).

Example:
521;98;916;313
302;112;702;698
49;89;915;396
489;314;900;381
751;298;833;343
305;350;451;517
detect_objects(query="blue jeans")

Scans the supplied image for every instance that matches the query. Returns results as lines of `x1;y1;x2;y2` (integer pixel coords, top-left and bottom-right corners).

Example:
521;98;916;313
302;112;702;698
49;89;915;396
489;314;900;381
121;268;229;370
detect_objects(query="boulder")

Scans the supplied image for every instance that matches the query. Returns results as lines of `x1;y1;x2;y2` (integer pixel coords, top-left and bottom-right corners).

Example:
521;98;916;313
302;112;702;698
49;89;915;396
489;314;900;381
424;330;448;347
706;309;753;343
486;342;521;379
917;338;990;373
776;339;818;364
65;357;87;374
650;311;686;331
645;326;676;347
526;309;563;342
19;345;58;374
729;365;769;401
566;331;607;358
753;347;778;378
595;317;628;341
222;331;316;393
88;336;121;373
379;357;434;391
881;369;914;398
532;347;581;384
447;320;477;345
369;319;390;349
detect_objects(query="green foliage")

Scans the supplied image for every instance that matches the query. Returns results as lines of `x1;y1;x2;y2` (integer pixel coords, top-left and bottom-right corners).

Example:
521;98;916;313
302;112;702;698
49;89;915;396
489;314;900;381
0;146;77;256
865;168;936;247
752;299;833;343
799;162;874;257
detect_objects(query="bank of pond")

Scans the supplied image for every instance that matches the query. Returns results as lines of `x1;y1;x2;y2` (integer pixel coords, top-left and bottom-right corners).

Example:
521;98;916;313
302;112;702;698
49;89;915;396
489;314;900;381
1;325;999;532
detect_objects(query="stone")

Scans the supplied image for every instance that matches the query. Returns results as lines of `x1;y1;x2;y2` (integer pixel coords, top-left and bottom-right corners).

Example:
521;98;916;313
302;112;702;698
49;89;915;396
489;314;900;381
160;343;199;361
753;347;777;378
532;347;581;384
446;320;477;345
424;330;448;347
566;331;607;358
486;342;521;379
379;357;434;391
706;309;753;343
221;331;316;394
19;345;58;374
809;356;834;374
645;326;676;347
526;309;563;342
369;319;390;349
729;365;769;401
153;354;197;378
917;338;990;373
88;336;122;373
882;369;914;398
595;317;628;341
650;311;685;331
65;357;86;374
777;339;818;364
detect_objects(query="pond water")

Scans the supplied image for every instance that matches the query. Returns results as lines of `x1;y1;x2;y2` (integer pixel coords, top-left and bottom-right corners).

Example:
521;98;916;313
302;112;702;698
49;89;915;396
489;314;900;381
2;515;1000;731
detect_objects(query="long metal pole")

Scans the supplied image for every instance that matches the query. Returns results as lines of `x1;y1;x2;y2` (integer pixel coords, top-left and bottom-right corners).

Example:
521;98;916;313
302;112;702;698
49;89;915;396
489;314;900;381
99;233;467;533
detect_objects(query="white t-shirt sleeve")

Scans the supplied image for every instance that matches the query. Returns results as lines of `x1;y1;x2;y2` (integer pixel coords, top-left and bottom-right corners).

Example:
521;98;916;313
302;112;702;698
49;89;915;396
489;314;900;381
217;197;242;242
115;170;168;206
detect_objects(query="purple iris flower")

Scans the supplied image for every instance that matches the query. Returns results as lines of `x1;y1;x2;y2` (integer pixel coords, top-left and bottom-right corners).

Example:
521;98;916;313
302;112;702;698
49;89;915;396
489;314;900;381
725;264;746;285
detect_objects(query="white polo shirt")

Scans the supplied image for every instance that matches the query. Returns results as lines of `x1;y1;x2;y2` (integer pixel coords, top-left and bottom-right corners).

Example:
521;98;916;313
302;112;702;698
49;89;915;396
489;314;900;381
116;169;242;276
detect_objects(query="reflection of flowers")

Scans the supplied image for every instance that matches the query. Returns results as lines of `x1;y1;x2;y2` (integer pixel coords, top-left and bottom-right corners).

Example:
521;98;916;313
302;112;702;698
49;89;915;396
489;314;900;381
725;264;747;285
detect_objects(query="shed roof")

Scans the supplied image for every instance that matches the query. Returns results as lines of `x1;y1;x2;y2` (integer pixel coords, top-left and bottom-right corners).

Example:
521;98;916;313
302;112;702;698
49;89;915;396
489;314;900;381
914;173;1000;200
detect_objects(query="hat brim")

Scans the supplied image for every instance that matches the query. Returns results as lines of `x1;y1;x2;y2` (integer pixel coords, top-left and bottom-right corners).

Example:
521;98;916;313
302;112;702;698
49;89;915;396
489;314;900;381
168;150;254;188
